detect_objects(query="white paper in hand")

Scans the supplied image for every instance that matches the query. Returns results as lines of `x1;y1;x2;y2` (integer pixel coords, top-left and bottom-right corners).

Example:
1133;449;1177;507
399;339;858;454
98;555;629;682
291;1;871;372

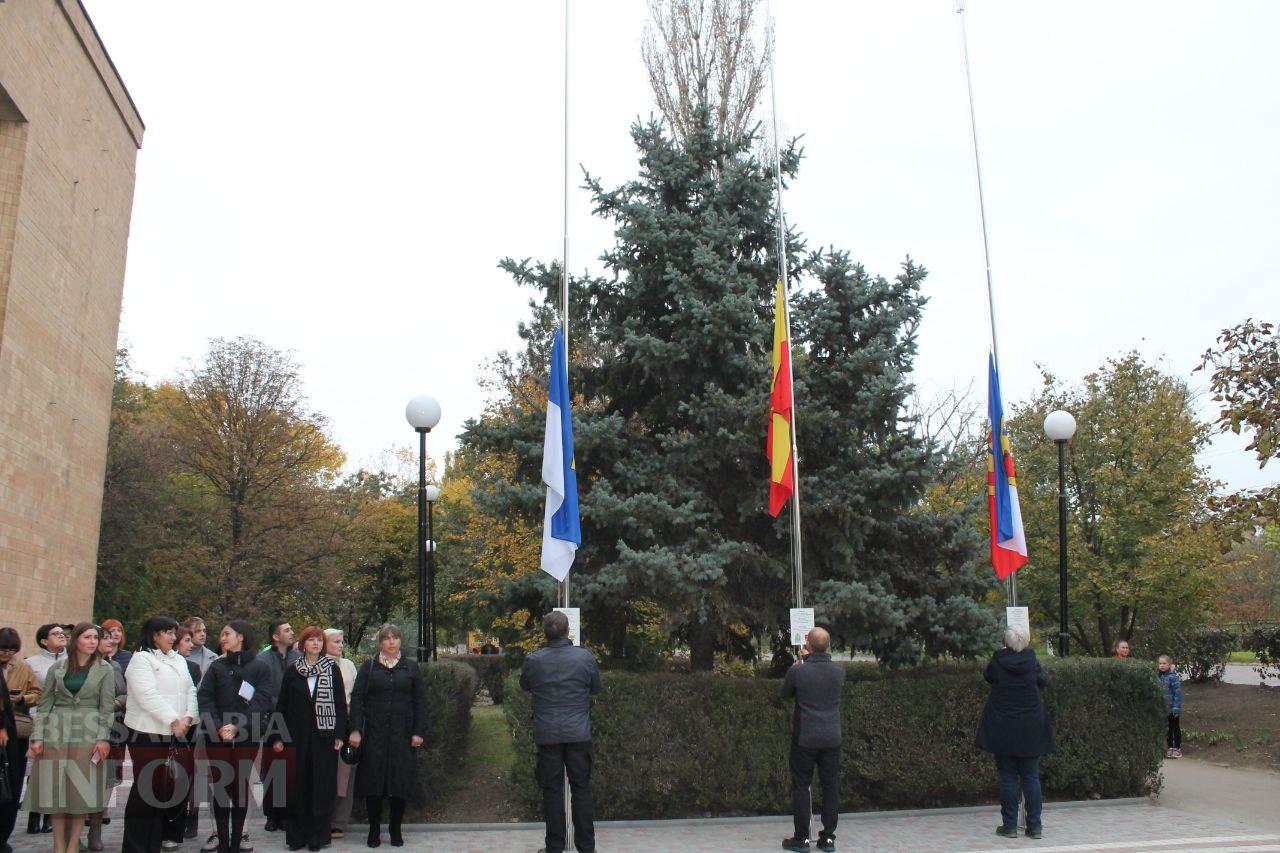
789;608;815;647
238;681;255;701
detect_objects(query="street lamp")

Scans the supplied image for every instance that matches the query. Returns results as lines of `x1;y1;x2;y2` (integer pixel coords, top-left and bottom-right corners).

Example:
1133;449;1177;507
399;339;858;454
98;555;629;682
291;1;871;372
425;486;441;661
405;395;441;663
1043;409;1077;657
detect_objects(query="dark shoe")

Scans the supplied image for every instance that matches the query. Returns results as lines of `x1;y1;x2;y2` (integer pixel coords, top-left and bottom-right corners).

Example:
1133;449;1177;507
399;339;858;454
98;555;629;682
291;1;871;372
367;825;381;848
264;819;278;833
27;812;41;834
1025;826;1043;840
783;837;811;852
388;825;403;848
816;834;836;852
102;817;112;825
41;815;54;833
996;825;1018;838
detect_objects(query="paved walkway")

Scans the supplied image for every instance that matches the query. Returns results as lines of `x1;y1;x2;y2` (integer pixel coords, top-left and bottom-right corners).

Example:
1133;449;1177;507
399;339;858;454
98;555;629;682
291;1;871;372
10;760;1280;851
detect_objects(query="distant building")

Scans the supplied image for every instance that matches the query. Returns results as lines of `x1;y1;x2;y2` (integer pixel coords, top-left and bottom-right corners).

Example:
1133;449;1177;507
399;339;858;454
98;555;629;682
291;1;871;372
0;0;143;645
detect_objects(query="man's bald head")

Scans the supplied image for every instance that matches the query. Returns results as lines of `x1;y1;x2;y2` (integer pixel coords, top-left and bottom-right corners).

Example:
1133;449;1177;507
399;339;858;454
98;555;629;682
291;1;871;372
806;627;831;653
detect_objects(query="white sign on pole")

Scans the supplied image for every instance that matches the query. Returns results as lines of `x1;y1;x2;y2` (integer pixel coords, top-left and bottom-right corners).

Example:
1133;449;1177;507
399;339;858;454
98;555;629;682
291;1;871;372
1006;606;1030;639
554;607;581;646
789;608;815;647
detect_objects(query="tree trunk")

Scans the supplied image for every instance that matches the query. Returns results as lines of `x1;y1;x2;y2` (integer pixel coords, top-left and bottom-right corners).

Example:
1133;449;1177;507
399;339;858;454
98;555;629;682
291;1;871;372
689;621;715;672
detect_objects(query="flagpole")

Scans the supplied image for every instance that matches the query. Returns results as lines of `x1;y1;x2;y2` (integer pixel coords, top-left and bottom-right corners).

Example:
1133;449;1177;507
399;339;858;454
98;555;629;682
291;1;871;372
955;0;1015;606
560;2;574;849
767;1;804;611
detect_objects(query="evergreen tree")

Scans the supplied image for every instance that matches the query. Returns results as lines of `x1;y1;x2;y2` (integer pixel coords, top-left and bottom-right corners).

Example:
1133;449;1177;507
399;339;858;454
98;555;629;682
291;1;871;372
461;110;994;668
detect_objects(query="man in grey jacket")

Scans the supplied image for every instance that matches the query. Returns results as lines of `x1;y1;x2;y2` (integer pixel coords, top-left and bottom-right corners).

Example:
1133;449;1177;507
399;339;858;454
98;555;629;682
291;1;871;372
779;627;845;852
519;611;601;853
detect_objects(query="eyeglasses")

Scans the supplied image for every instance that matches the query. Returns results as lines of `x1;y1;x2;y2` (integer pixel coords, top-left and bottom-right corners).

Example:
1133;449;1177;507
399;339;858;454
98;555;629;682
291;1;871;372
0;648;17;654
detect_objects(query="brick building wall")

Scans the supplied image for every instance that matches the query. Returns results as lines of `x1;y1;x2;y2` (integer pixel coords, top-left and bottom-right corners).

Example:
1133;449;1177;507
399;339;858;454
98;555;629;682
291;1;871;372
0;0;142;650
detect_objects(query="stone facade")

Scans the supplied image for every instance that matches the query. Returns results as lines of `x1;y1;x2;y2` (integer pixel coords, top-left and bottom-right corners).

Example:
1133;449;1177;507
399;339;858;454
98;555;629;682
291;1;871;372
0;0;142;650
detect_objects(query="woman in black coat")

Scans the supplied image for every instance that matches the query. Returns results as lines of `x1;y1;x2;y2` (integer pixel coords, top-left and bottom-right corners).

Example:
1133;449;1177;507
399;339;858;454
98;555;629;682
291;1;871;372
348;625;427;849
975;627;1056;840
269;627;347;853
197;621;269;853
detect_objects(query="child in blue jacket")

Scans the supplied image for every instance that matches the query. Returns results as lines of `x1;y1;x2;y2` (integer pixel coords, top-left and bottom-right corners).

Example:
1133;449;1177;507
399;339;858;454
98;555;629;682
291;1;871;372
1158;655;1183;757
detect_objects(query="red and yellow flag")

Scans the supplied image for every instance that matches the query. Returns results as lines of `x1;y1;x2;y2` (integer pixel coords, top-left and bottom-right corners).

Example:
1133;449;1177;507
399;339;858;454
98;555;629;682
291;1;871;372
768;278;795;516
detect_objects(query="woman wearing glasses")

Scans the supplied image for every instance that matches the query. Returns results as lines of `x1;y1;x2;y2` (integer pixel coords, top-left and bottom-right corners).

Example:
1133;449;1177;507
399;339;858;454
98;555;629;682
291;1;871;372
122;616;199;853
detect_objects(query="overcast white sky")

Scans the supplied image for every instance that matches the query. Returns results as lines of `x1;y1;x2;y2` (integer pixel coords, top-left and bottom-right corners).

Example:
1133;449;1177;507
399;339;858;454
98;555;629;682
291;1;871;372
83;1;1277;493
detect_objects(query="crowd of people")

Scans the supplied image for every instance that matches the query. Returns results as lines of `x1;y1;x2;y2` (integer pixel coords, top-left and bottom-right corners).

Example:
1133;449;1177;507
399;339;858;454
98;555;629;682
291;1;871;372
0;617;426;853
0;611;1187;853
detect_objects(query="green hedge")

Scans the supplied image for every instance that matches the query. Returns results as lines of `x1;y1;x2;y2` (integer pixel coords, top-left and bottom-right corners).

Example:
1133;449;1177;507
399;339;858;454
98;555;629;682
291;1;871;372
503;658;1165;819
356;660;474;819
441;653;508;704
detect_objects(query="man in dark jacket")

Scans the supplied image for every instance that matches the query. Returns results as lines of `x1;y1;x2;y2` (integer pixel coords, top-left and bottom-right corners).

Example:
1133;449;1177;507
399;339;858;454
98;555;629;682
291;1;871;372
779;627;845;853
519;611;601;853
256;621;298;833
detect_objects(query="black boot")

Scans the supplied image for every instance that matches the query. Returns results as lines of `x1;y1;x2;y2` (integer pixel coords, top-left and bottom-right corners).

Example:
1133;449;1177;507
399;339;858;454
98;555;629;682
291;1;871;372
388;797;405;847
366;797;382;849
27;812;40;834
41;815;53;833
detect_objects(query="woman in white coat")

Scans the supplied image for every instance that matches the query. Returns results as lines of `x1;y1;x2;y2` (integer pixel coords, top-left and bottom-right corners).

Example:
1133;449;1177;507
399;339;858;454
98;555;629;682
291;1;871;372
122;616;199;853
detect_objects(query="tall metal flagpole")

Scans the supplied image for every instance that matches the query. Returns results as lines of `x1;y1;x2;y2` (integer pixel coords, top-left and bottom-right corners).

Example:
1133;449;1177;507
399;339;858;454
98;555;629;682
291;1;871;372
767;2;804;611
955;0;1015;606
560;2;574;849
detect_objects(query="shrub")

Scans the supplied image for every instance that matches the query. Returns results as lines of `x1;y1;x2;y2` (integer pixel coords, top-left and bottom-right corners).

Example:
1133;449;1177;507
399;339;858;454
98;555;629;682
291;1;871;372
503;658;1164;819
403;660;476;816
441;653;508;704
1243;626;1280;682
1175;629;1237;683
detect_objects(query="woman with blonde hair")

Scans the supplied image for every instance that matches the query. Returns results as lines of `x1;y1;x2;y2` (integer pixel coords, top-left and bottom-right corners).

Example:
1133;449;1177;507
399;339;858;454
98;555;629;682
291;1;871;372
324;628;359;841
27;622;116;853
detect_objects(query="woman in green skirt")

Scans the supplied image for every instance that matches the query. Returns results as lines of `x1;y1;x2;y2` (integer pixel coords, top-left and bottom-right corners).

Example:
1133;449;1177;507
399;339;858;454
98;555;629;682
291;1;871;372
28;622;115;853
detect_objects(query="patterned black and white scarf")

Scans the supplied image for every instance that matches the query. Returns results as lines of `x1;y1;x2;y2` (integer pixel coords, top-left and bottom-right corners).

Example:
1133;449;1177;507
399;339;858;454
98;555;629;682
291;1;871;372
295;656;337;732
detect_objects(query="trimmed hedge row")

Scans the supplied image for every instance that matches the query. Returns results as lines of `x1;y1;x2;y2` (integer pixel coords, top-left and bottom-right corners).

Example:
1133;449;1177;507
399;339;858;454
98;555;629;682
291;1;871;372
441;653;508;704
503;659;1165;819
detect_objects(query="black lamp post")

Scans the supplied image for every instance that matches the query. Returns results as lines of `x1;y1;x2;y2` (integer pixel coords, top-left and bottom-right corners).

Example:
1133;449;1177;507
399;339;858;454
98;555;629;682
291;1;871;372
405;395;442;663
425;484;440;661
1043;409;1077;657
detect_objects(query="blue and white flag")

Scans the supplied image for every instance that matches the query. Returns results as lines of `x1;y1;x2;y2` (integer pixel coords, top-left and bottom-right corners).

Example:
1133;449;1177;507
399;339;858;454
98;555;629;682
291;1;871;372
541;328;581;581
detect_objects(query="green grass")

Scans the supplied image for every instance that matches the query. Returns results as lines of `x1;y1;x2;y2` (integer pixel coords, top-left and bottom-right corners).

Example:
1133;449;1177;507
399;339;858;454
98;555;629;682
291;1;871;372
464;705;516;772
1228;651;1259;664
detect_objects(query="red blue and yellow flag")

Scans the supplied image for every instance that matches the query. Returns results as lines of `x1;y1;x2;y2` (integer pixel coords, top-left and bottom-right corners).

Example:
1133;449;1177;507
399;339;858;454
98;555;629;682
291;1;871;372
768;278;795;516
988;353;1028;579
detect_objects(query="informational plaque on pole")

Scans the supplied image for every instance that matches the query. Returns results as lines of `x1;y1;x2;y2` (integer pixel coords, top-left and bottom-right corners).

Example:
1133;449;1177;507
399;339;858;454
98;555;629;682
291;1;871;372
1006;606;1030;638
789;608;815;647
554;607;582;647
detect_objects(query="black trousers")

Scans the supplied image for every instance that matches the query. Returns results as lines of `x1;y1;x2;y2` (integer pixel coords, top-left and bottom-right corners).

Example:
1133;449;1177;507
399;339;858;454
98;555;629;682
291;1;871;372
206;743;258;853
0;737;27;848
536;742;594;853
123;733;189;853
790;744;840;840
1167;714;1182;748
